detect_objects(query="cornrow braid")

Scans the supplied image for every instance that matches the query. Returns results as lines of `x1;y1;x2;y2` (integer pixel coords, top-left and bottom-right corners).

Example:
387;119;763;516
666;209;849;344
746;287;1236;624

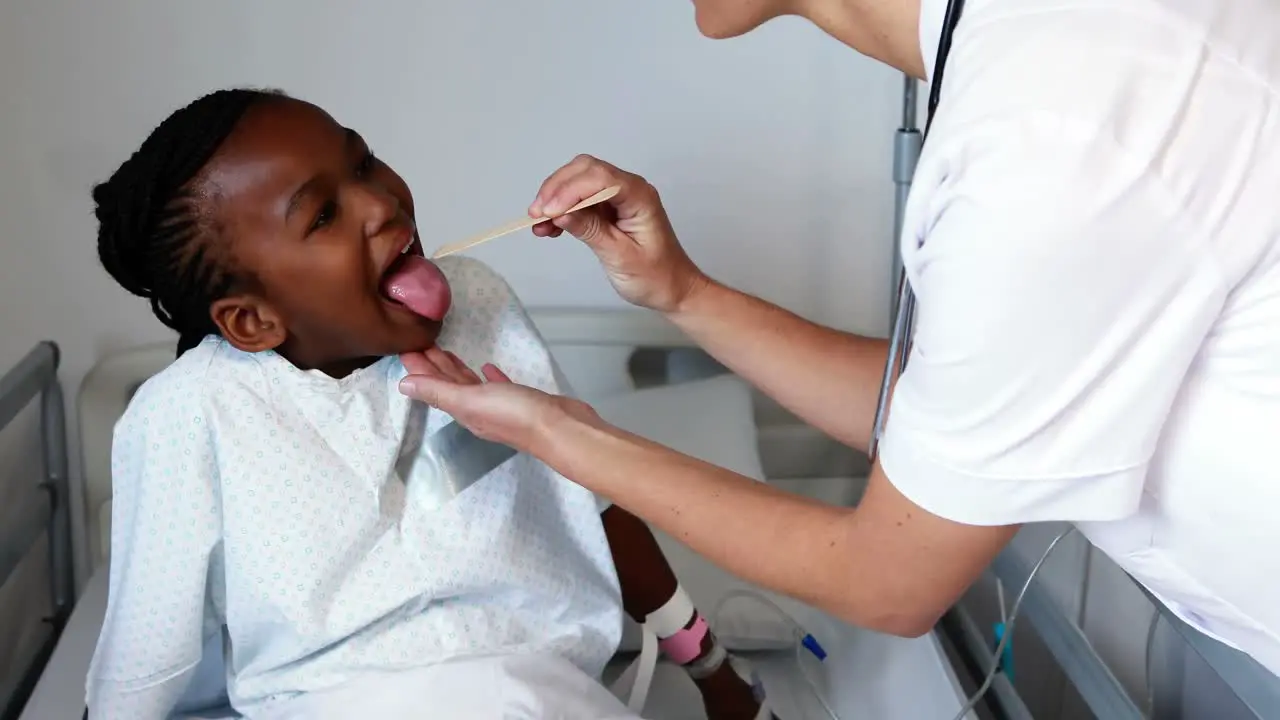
93;88;285;357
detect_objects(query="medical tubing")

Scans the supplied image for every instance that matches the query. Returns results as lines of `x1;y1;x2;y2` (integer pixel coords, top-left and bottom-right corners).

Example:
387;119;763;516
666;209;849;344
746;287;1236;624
711;589;841;720
709;528;1071;720
947;527;1077;720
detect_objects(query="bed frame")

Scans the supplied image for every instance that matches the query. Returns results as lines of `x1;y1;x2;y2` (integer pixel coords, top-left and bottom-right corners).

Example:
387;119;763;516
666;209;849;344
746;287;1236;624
4;308;1279;719
0;343;74;720
942;549;1280;719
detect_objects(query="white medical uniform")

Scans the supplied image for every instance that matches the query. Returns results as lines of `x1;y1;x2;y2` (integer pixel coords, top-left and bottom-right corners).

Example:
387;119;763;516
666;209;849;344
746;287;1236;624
880;0;1280;676
85;256;636;719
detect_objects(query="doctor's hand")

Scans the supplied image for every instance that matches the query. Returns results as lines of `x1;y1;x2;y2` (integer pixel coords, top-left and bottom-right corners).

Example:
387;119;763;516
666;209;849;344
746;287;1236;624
397;348;600;453
530;154;709;314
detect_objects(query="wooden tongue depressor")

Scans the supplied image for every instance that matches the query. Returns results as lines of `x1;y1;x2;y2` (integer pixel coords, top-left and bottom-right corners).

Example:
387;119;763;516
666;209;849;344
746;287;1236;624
431;185;621;259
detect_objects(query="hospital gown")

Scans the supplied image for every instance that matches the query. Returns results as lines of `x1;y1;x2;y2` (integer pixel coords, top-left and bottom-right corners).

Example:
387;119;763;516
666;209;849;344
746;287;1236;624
85;256;631;719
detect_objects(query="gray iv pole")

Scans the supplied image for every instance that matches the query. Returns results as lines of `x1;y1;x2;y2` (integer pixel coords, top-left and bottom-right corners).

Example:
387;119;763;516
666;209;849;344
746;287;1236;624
891;75;922;305
869;74;923;461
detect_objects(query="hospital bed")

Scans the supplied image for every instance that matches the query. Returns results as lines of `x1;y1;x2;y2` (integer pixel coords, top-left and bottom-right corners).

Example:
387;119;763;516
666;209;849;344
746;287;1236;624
6;310;1278;719
4;309;971;719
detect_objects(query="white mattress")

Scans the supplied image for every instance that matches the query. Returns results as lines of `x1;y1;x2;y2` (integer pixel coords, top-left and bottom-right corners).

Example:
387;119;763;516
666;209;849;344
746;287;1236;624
19;566;107;720
21;565;971;719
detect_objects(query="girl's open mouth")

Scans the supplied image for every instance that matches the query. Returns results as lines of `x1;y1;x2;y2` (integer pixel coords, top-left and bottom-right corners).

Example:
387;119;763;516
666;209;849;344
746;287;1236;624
380;237;452;321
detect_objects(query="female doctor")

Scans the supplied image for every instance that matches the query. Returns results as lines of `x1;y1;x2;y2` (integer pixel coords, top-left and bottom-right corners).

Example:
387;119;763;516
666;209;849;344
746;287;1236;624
400;0;1280;676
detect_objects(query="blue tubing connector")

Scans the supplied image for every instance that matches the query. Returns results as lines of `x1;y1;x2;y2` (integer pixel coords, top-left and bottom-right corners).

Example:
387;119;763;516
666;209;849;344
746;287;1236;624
993;622;1015;681
801;633;828;661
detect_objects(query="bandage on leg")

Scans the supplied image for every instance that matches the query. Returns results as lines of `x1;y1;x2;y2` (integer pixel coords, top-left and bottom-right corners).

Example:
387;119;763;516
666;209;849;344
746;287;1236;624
642;584;696;639
611;584;698;711
656;613;710;665
618;585;777;719
643;585;717;666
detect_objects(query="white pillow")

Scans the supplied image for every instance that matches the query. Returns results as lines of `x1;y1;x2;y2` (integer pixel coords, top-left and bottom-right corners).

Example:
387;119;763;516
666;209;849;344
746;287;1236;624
593;373;764;481
591;374;795;652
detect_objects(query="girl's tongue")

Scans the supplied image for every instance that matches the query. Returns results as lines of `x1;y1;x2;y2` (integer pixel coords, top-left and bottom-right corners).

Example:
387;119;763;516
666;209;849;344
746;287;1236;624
381;255;452;321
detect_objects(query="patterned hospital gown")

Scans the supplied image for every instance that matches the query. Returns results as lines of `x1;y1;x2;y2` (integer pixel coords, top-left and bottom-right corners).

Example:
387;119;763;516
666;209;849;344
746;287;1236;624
85;257;625;719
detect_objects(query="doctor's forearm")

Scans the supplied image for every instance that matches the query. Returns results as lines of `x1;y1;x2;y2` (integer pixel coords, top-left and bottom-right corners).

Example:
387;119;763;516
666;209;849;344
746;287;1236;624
668;278;890;453
539;413;918;634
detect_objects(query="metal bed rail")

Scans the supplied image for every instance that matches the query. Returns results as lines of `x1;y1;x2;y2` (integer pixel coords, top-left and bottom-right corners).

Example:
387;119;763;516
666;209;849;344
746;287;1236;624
1133;583;1280;719
940;544;1280;720
0;342;73;720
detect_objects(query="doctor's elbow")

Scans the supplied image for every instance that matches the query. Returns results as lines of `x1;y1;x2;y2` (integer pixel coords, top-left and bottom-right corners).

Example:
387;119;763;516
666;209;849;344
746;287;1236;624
832;598;941;638
873;609;941;638
878;612;939;638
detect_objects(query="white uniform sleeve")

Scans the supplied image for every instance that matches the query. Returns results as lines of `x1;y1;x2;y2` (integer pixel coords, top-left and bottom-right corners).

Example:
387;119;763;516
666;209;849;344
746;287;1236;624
435;256;613;513
85;357;224;718
879;116;1226;526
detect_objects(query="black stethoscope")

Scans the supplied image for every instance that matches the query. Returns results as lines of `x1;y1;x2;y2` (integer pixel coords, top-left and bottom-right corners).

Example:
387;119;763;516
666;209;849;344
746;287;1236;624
868;0;966;459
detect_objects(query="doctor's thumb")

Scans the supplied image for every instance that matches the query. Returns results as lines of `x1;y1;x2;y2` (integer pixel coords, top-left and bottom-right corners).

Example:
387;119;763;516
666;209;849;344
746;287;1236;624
398;375;456;409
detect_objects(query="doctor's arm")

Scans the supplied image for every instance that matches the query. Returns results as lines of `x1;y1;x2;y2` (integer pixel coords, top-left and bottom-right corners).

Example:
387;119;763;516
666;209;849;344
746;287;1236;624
584;429;1015;636
526;154;891;453
404;124;1218;632
403;348;1003;635
667;280;891;454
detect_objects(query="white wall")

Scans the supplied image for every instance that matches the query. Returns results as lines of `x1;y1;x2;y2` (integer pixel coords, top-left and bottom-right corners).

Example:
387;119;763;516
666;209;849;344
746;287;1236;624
0;0;900;583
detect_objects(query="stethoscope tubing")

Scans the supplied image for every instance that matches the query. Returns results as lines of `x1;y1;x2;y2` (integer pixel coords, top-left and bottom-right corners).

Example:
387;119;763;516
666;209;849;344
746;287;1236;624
868;0;967;460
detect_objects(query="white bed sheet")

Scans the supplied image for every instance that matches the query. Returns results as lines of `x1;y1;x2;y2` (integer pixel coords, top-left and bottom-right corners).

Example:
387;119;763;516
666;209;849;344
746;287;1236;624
22;564;972;720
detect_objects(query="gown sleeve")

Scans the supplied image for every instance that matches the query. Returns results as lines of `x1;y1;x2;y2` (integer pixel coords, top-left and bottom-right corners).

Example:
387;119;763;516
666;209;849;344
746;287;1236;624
85;351;224;719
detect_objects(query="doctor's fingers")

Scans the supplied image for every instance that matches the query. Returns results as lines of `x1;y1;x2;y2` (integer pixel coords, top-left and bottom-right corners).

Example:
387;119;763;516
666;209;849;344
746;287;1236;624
528;154;618;216
401;348;483;386
403;349;513;386
529;156;662;233
480;364;512;383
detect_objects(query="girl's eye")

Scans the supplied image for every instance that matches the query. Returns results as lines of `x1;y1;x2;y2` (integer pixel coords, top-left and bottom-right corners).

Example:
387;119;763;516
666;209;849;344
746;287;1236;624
309;200;337;234
355;149;377;178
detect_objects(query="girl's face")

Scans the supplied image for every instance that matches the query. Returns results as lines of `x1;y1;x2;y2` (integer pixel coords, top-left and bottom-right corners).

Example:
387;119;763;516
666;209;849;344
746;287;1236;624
199;97;449;375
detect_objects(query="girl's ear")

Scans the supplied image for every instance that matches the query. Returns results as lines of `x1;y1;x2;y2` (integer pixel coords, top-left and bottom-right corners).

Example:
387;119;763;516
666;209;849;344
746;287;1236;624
209;294;287;353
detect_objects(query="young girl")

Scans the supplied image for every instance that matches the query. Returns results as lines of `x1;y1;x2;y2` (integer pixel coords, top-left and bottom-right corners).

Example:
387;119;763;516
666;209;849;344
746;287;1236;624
86;88;769;719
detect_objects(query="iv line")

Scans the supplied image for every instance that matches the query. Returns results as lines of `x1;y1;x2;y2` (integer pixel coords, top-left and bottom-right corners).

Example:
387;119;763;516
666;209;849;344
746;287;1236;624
710;527;1076;720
